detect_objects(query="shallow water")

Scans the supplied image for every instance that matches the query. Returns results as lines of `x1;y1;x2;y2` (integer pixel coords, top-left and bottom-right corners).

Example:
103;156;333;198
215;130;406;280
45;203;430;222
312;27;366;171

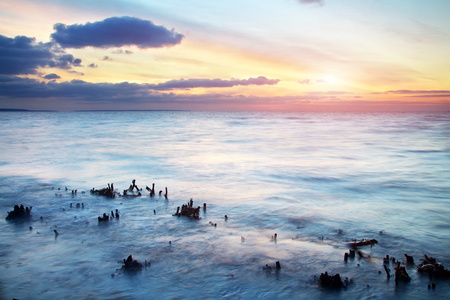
0;111;449;299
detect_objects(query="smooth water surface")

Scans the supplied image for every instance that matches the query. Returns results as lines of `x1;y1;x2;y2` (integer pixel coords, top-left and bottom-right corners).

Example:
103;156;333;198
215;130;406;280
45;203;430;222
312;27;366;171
0;111;449;299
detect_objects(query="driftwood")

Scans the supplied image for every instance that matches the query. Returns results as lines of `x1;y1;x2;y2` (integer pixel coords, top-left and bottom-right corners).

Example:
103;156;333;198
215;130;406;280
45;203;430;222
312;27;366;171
5;204;32;220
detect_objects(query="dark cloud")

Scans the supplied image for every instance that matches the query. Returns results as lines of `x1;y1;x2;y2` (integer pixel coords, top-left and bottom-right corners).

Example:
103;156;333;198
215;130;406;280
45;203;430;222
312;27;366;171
0;76;279;101
1;76;449;112
0;75;316;109
51;16;184;49
88;63;98;68
0;76;139;100
152;76;280;90
0;34;83;75
43;73;61;80
48;53;83;69
73;58;82;66
0;35;53;75
102;56;112;61
298;0;324;5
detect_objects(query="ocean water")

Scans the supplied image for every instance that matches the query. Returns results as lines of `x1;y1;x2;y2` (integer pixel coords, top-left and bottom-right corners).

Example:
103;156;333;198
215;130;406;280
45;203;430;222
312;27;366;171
0;111;449;299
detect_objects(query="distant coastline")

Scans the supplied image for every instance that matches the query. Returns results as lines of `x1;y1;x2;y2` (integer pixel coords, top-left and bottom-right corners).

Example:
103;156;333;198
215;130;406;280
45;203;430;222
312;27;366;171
74;110;190;112
0;109;188;112
0;108;54;112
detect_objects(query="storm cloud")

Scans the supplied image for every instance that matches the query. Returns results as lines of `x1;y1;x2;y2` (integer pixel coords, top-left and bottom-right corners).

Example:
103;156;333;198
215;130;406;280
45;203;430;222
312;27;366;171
51;16;184;49
43;73;61;80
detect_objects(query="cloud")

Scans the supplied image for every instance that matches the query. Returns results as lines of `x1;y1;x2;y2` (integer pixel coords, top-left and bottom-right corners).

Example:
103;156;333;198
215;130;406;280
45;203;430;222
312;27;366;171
410;94;450;98
102;56;112;61
0;76;279;100
73;58;82;66
88;63;98;68
0;34;83;75
386;90;450;98
67;70;84;76
51;16;184;49
1;76;449;112
47;53;83;69
0;76;138;100
0;35;53;75
298;0;324;6
0;76;316;108
152;76;280;90
387;90;450;94
112;49;134;55
43;73;61;80
299;79;312;85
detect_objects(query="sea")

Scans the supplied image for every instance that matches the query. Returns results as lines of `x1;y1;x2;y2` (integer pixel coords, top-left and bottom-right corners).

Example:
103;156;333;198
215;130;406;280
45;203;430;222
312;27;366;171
0;111;449;299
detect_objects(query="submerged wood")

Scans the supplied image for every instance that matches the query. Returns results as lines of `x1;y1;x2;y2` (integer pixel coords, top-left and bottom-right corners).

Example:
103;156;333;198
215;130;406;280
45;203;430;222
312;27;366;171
348;238;378;248
318;272;344;289
98;213;109;222
394;262;411;283
5;204;32;220
173;199;201;220
91;183;115;198
417;255;450;278
122;255;143;271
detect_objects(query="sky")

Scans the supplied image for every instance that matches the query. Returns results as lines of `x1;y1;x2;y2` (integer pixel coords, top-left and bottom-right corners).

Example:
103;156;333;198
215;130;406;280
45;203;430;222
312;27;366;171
0;0;449;111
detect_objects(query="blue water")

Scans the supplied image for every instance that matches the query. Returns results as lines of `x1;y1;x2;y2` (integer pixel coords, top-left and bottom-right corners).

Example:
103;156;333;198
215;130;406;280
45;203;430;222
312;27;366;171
0;111;449;299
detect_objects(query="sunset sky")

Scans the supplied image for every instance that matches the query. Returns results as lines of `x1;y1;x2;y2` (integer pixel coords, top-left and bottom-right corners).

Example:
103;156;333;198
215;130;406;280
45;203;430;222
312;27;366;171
1;0;449;111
